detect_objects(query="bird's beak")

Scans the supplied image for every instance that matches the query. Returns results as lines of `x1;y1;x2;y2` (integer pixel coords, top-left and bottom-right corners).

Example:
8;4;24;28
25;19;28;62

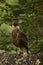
16;26;20;29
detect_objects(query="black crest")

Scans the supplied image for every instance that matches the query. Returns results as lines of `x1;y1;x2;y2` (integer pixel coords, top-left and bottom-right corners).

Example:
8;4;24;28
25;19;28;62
13;22;19;26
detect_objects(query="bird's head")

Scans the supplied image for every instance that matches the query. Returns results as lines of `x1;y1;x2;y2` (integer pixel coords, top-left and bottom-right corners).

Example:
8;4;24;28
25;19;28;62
12;22;20;32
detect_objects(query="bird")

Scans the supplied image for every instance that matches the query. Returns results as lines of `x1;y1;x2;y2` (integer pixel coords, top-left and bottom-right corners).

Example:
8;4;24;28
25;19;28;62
12;22;28;56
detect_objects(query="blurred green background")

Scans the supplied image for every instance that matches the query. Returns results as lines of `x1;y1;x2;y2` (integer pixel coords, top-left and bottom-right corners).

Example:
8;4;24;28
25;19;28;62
0;0;43;53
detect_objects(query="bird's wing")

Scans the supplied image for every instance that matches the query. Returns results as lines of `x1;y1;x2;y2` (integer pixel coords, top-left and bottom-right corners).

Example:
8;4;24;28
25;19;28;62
18;31;28;43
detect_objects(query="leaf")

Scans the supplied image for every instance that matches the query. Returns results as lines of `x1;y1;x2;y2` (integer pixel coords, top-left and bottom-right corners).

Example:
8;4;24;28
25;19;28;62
6;0;18;5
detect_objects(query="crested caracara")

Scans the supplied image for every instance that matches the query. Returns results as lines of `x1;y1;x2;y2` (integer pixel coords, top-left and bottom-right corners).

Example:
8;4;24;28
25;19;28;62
12;22;28;55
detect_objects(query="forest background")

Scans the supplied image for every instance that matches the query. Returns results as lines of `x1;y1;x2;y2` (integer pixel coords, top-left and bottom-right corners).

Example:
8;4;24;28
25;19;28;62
0;0;43;54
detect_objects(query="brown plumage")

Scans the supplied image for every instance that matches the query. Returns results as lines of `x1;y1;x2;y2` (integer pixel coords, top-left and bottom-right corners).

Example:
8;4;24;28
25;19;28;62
12;22;28;53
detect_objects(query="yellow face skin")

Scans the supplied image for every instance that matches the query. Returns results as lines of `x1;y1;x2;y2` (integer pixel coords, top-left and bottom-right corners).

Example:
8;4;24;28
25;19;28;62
12;25;20;32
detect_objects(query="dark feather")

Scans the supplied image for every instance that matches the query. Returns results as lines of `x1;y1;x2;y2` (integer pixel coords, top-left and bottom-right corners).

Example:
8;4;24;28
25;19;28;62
18;31;28;51
18;31;28;43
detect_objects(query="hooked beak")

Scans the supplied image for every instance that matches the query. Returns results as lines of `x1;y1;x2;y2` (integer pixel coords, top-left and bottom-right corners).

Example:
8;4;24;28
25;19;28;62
16;26;20;29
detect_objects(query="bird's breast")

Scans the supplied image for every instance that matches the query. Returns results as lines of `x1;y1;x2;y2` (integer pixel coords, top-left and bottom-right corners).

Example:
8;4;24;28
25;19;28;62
12;32;19;47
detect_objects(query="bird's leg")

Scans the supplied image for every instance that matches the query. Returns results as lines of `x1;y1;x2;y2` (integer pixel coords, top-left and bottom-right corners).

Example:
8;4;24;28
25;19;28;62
16;48;21;54
21;48;28;57
15;47;23;54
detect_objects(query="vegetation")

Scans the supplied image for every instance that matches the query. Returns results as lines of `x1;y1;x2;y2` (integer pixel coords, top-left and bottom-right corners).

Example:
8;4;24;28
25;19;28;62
0;0;43;53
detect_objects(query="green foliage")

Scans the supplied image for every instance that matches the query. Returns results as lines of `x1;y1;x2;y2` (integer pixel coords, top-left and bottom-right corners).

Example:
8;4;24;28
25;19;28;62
0;0;43;53
6;0;18;5
0;23;11;50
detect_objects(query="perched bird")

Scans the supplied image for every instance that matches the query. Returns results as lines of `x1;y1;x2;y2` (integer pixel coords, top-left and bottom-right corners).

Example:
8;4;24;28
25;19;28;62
12;22;28;55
